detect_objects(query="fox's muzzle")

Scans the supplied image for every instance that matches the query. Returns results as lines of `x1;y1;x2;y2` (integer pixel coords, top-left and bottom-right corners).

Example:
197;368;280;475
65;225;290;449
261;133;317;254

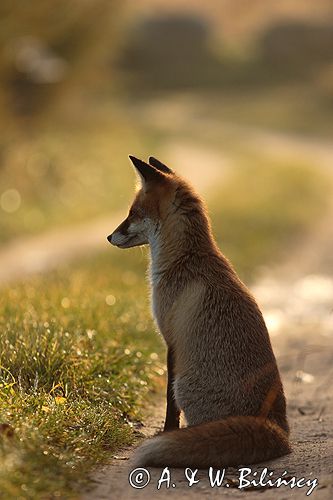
107;217;133;248
107;212;149;249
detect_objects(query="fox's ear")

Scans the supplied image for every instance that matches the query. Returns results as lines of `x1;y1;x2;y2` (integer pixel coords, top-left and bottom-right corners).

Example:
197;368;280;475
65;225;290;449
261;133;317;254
129;155;164;188
148;156;173;174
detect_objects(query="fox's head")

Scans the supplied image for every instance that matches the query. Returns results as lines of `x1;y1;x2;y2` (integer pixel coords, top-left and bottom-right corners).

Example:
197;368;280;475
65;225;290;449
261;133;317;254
107;155;179;249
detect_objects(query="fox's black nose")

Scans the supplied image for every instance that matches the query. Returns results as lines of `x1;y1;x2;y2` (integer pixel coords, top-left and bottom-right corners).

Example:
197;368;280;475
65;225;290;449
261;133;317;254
107;234;113;244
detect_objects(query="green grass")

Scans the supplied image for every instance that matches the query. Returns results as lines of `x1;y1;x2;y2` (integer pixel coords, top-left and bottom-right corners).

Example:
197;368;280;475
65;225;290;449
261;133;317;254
0;251;164;499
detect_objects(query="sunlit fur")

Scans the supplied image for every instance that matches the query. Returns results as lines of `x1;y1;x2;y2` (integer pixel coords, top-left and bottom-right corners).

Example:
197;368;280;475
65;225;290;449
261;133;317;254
109;158;291;468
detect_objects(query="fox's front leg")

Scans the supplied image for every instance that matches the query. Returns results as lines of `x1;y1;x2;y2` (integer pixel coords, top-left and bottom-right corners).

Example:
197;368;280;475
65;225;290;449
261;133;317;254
164;347;180;431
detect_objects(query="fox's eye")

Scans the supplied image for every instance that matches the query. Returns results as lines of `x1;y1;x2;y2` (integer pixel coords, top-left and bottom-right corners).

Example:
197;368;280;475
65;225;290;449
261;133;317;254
129;207;145;218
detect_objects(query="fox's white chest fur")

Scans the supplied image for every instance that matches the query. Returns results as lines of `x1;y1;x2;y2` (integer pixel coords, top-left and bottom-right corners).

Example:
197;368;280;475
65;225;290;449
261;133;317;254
148;234;161;325
151;277;206;357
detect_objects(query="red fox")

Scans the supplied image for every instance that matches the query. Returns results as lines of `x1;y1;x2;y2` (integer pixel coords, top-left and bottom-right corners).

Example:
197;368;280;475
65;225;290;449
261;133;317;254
107;155;291;468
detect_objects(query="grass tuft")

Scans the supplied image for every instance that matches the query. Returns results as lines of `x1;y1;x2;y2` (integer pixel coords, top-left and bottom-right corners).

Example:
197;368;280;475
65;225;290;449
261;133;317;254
0;252;164;498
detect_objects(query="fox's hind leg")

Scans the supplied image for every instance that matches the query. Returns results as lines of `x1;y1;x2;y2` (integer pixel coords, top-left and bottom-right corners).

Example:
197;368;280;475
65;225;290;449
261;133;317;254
164;347;180;431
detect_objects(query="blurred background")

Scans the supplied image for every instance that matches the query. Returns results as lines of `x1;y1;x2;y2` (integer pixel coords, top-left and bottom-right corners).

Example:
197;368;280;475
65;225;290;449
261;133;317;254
1;2;333;496
1;0;333;277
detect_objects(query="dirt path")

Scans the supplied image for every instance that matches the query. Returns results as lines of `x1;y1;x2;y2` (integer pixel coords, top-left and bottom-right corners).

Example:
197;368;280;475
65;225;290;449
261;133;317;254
0;214;121;284
82;386;332;499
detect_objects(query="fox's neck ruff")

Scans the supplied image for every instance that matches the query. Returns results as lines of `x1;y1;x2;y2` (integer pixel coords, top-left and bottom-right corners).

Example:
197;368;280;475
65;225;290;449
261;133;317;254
148;201;217;285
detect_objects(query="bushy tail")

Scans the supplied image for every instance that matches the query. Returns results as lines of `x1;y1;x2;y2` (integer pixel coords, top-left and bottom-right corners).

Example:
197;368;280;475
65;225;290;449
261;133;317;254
133;416;291;468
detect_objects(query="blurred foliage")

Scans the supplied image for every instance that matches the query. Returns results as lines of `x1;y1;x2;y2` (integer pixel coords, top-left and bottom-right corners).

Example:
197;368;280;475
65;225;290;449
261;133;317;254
117;13;333;97
210;157;331;280
116;14;225;89
198;87;333;137
259;22;333;70
0;0;121;125
0;116;149;244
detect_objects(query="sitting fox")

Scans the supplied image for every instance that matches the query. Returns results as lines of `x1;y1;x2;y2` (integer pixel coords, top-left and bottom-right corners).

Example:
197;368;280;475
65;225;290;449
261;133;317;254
108;155;291;468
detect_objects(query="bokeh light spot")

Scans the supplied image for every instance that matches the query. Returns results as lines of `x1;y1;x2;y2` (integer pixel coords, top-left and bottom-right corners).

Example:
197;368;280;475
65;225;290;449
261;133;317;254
105;294;116;306
61;297;70;308
1;189;21;213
